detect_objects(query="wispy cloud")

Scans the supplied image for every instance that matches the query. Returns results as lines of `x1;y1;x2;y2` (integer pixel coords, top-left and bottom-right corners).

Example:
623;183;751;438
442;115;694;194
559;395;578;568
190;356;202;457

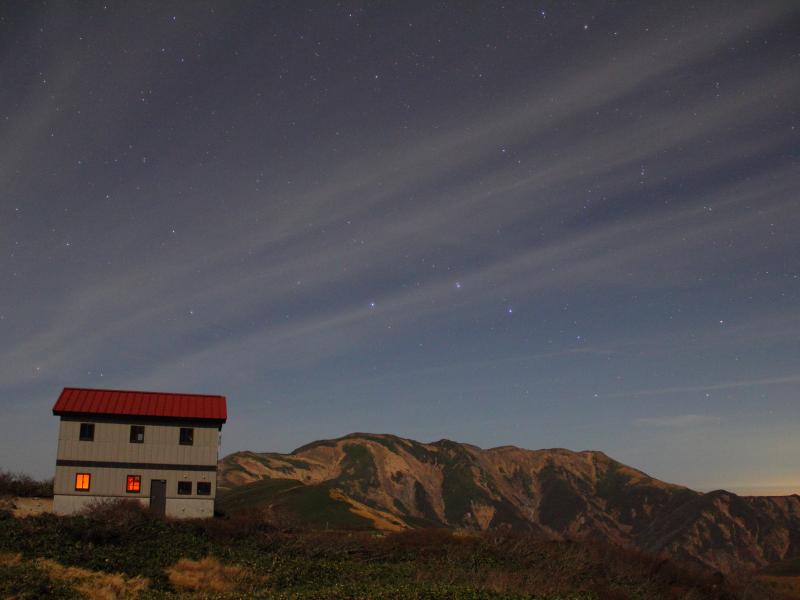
610;375;800;399
634;414;722;428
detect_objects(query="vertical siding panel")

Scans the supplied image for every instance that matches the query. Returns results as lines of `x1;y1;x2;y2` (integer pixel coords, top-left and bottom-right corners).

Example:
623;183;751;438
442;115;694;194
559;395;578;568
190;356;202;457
122;428;128;461
156;428;163;463
161;426;166;462
110;431;118;462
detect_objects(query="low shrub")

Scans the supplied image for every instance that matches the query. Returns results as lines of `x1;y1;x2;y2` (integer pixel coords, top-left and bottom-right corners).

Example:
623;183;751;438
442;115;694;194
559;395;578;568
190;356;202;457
0;470;53;498
199;506;278;543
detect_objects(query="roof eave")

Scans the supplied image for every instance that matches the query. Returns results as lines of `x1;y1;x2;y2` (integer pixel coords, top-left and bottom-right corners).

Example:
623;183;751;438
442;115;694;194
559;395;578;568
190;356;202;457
53;410;226;425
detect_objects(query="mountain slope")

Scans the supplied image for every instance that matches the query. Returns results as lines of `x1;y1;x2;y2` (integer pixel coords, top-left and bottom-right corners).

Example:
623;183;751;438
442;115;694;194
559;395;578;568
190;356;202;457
218;433;800;573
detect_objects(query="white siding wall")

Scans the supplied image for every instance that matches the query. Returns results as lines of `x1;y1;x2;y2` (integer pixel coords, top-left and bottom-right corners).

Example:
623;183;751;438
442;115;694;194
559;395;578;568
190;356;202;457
57;419;219;465
53;465;217;498
53;417;221;518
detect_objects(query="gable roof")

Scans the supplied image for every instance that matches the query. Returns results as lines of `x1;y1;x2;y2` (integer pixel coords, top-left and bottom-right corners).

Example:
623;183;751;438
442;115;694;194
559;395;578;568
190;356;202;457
52;387;227;423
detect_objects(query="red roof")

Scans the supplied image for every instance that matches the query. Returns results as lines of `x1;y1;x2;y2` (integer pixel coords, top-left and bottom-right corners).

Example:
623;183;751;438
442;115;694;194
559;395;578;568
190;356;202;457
52;387;227;423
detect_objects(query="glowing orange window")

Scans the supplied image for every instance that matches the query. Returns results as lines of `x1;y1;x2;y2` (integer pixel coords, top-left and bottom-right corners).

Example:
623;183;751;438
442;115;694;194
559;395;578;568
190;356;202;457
126;475;141;493
75;473;91;491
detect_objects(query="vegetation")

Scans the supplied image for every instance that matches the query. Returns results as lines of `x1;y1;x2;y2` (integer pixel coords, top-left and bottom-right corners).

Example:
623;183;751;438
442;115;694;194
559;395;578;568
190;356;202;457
275;456;312;471
763;558;800;577
217;478;373;530
0;500;791;599
217;478;304;513
337;443;380;492
437;441;493;525
413;480;441;524
538;461;588;530
0;469;54;498
509;467;535;499
0;553;76;599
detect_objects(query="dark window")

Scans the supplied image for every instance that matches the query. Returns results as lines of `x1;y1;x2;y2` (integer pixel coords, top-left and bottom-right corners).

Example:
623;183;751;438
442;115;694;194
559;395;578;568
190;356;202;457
179;427;194;446
177;481;192;495
75;473;91;491
130;425;144;443
126;475;141;493
197;482;211;496
79;423;95;441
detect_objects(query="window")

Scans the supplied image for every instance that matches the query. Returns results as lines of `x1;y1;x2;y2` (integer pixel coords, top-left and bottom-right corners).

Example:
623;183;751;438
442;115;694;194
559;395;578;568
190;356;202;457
197;482;211;496
75;473;91;491
179;427;194;446
177;481;192;495
130;425;145;443
126;475;141;493
79;423;95;441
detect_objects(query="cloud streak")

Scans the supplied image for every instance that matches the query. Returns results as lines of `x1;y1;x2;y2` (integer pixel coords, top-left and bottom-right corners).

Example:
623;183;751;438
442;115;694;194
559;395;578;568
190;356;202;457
611;376;800;399
634;414;723;428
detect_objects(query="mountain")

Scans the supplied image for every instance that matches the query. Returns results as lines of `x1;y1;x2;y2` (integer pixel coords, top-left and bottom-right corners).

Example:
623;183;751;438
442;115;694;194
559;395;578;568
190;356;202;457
217;433;800;573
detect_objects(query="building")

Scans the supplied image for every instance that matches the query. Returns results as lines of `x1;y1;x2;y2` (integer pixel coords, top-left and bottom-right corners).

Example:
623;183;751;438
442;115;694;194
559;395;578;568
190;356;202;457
52;387;227;518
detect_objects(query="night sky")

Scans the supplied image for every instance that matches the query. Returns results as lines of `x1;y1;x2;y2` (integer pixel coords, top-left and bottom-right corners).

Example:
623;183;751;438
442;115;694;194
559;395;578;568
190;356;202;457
1;2;798;494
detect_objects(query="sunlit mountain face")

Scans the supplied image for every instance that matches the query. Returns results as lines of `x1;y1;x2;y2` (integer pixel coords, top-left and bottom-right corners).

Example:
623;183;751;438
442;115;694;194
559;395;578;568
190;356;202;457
218;433;800;573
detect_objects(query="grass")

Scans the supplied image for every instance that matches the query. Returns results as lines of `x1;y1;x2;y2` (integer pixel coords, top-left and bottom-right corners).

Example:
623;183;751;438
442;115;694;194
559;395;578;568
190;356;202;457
508;467;535;499
757;558;800;600
167;557;251;593
216;478;304;512
336;443;380;493
756;576;800;600
216;478;374;530
0;500;787;599
537;461;588;530
0;553;76;599
436;441;493;525
274;455;313;471
764;558;800;577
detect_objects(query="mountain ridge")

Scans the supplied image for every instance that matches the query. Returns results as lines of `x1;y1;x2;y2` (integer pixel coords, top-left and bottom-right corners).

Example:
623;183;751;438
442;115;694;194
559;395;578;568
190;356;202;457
217;432;800;573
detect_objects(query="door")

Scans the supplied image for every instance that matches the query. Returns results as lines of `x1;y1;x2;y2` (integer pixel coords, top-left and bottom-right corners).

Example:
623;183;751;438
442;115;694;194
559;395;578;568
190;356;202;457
149;480;166;516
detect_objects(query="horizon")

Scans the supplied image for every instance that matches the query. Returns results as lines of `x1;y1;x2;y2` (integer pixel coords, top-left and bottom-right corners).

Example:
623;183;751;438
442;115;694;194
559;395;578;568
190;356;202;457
1;2;798;496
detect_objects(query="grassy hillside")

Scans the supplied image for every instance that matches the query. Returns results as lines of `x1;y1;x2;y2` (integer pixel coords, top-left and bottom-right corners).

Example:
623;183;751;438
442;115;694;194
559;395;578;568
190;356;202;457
764;558;800;577
216;478;373;529
2;500;787;599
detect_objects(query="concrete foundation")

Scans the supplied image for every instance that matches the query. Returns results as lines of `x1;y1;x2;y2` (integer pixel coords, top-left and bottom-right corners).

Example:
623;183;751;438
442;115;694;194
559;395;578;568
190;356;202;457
53;494;214;518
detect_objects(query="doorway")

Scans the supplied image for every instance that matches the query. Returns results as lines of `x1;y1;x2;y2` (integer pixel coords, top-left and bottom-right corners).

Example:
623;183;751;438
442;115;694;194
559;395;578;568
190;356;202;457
149;479;166;516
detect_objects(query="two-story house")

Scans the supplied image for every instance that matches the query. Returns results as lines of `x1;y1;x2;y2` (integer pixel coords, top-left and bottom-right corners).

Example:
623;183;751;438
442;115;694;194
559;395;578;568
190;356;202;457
52;387;227;518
